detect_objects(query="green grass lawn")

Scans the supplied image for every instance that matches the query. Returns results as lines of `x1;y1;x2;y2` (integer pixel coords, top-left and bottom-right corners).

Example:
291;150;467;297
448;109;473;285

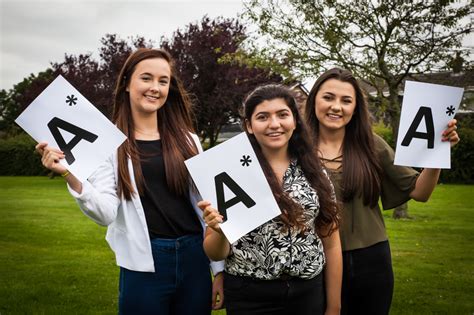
0;177;472;314
386;184;474;314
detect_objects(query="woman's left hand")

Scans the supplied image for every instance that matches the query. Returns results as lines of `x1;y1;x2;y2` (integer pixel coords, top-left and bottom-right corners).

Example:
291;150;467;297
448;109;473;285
198;200;224;234
442;119;460;147
211;272;224;309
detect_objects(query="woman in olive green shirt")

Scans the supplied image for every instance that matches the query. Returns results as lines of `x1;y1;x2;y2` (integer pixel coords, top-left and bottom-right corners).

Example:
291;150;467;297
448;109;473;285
304;68;460;315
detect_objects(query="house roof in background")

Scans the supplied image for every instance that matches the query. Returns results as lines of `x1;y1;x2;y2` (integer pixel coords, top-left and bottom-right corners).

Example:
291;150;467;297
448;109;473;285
360;69;474;97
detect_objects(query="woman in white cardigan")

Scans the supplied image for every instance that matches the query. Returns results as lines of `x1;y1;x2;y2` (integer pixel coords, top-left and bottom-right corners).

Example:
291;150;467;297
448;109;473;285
36;48;224;315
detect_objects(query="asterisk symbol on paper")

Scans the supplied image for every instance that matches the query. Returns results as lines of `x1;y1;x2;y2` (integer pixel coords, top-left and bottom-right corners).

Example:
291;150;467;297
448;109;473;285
240;155;252;167
446;105;455;116
66;94;78;106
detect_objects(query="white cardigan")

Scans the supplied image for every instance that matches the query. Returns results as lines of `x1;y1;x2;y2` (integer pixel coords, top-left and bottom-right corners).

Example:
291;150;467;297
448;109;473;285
68;133;224;274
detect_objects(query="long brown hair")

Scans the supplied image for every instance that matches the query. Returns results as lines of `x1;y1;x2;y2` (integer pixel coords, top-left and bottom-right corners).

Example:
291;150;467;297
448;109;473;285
305;68;382;207
113;48;197;200
242;84;339;236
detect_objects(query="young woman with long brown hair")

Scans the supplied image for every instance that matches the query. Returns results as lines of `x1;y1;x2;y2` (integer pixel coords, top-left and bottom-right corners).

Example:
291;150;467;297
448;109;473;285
36;48;224;315
305;67;460;315
199;84;342;315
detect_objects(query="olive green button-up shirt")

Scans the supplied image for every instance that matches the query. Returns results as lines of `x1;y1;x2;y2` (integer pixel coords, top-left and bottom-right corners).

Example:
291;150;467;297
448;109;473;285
325;134;419;251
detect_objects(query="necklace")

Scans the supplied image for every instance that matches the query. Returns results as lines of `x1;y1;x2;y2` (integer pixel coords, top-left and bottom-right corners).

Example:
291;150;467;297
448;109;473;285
135;129;159;137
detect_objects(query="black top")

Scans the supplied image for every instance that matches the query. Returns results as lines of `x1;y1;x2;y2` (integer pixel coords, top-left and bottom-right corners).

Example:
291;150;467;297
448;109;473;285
137;139;202;239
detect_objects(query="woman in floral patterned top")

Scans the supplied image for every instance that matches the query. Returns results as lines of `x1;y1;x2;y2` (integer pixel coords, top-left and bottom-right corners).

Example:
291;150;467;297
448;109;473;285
198;84;342;315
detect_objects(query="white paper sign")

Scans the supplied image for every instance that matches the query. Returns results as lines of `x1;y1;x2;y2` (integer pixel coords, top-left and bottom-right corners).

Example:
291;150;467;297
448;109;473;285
15;75;127;182
394;81;464;169
185;132;281;243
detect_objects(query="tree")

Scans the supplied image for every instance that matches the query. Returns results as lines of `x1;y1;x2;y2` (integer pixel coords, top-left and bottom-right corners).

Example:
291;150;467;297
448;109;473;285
0;34;152;136
244;0;472;218
52;34;152;117
0;70;54;135
244;0;471;136
162;16;284;146
2;27;282;146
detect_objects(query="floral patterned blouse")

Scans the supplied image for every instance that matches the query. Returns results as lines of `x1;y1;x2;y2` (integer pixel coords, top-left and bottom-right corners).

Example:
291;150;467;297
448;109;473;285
225;160;327;280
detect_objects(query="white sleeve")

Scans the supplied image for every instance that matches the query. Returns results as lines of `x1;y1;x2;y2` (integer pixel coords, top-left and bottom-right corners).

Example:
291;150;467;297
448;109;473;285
190;132;203;153
67;154;121;226
210;260;225;276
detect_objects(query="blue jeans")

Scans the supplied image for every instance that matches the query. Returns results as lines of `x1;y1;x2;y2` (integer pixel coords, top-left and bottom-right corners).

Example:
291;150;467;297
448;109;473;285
118;234;212;315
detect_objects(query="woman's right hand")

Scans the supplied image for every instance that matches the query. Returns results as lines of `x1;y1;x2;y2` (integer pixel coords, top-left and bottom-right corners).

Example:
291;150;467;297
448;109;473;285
35;142;67;175
198;200;224;234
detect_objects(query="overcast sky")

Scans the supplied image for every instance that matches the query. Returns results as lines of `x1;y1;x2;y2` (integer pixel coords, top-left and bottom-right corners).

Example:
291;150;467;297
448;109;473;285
0;0;245;91
1;0;472;92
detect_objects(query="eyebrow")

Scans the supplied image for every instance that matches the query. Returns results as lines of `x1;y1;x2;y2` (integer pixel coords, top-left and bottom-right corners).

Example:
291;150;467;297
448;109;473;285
323;91;353;99
255;108;290;115
139;72;170;79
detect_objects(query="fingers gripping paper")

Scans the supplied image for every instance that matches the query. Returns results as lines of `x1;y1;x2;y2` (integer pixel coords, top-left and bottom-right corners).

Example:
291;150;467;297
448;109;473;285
394;81;464;169
15;75;127;182
185;133;281;244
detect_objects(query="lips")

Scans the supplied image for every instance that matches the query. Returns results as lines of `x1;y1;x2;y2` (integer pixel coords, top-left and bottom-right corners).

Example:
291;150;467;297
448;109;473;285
327;113;342;120
145;94;160;101
266;132;284;137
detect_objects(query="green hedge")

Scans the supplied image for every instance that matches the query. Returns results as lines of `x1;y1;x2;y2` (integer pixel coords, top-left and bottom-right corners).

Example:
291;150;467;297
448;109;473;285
0;134;49;176
372;121;394;147
1;123;473;183
373;120;474;184
440;127;474;184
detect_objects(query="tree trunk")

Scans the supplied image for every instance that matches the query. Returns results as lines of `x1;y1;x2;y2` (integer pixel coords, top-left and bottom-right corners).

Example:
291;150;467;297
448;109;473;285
387;85;411;219
209;131;218;148
387;86;401;144
392;202;411;219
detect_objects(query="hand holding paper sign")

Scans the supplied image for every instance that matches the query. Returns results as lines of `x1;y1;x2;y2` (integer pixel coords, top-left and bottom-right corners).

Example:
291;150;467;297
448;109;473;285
394;81;463;168
35;142;67;175
15;75;127;182
441;119;460;147
198;200;231;262
198;200;224;234
35;142;84;194
185;132;281;244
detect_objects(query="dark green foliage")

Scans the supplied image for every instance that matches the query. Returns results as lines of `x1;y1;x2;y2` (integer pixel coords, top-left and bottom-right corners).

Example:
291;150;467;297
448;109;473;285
440;126;474;184
0;70;54;136
373;118;474;184
0;134;49;176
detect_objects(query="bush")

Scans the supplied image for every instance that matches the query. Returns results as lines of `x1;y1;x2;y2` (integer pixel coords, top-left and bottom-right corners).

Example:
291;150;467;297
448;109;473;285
372;121;395;148
0;133;49;176
371;119;473;184
440;127;474;184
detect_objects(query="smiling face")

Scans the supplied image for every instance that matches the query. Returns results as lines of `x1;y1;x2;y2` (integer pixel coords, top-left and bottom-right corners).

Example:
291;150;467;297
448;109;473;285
246;98;296;155
314;78;356;132
126;57;171;118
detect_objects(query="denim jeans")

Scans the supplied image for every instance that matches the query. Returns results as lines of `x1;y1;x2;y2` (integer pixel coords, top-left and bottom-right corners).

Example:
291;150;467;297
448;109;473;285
118;234;212;315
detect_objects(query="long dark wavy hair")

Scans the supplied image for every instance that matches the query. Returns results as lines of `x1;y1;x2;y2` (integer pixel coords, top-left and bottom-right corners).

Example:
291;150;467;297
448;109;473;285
242;84;339;236
113;48;197;200
305;68;382;207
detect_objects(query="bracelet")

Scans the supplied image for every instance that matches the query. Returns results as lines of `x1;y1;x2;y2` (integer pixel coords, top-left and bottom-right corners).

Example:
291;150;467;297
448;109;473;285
61;171;70;177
